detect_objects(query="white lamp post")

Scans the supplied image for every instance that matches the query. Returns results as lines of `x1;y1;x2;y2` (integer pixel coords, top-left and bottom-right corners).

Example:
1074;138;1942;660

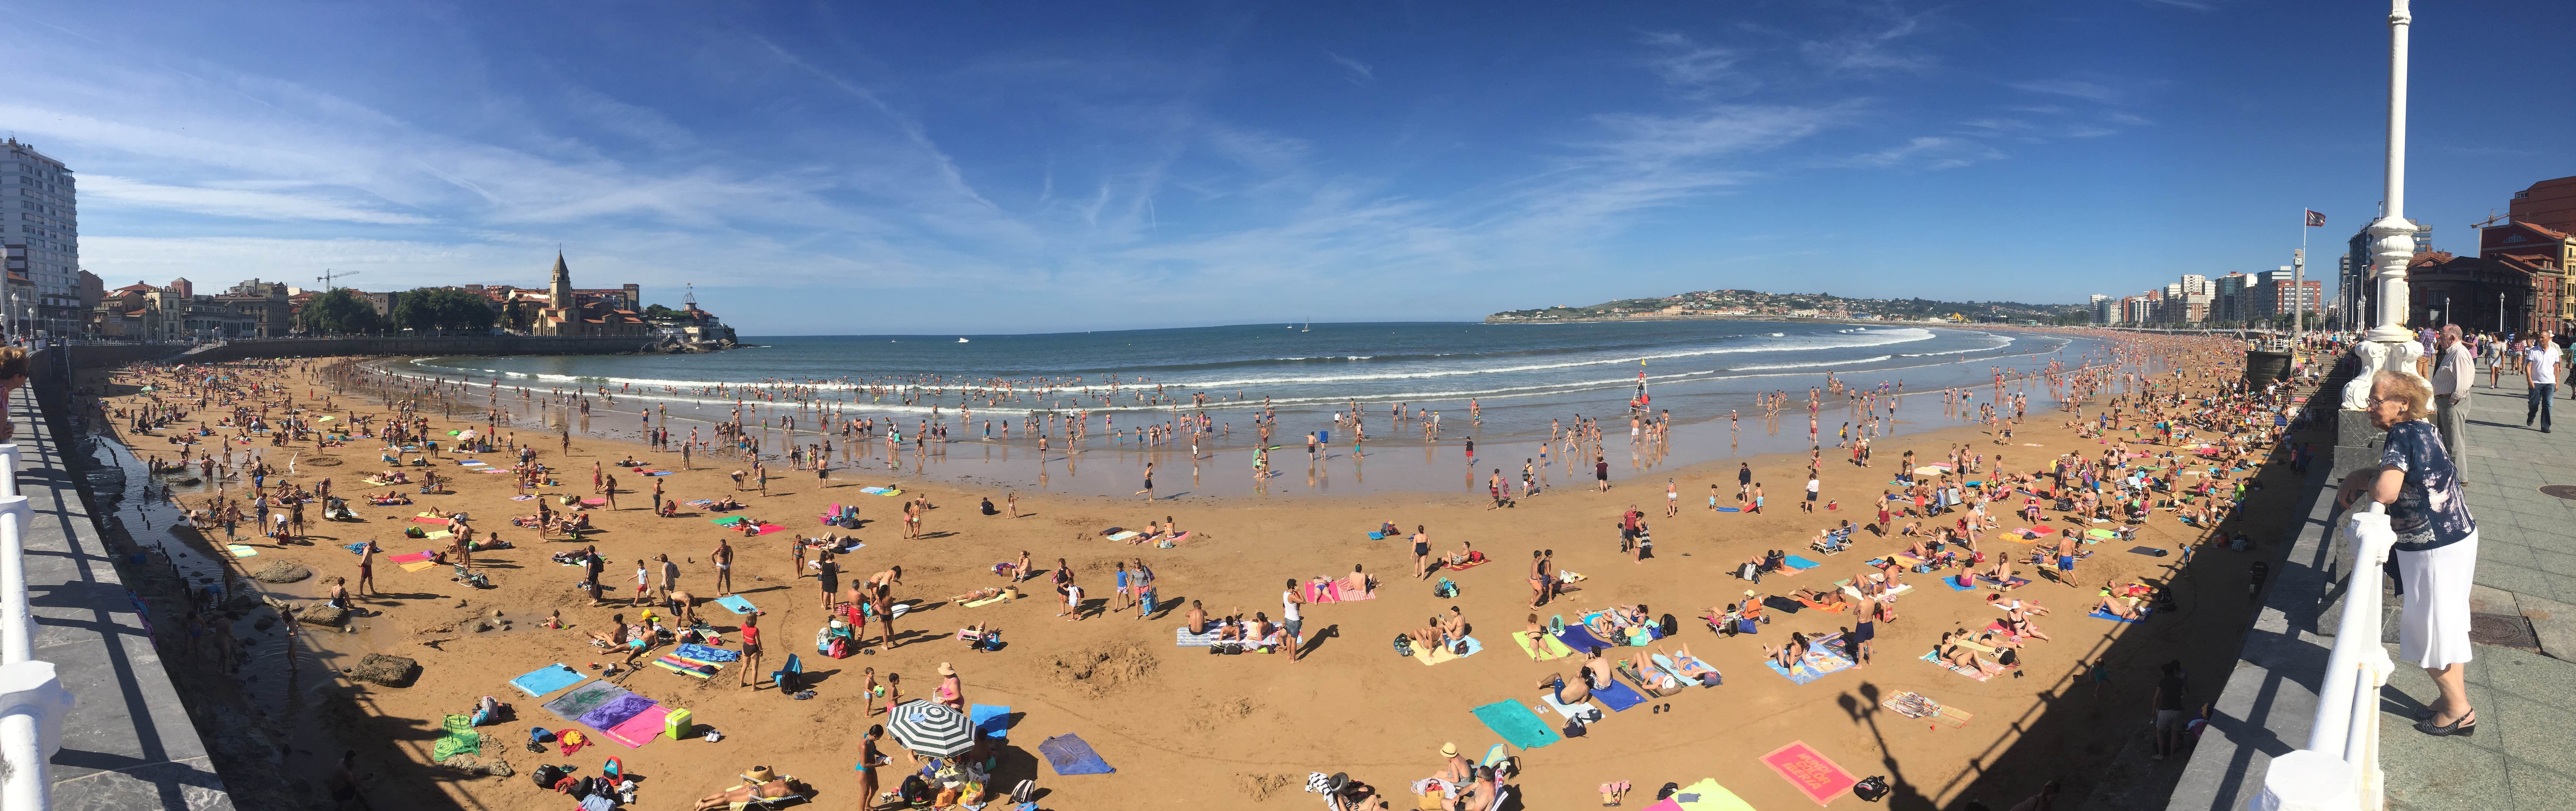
2342;0;2426;410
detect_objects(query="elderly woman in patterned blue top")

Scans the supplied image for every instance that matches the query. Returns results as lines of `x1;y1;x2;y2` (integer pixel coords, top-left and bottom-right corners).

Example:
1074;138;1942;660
2337;370;2480;737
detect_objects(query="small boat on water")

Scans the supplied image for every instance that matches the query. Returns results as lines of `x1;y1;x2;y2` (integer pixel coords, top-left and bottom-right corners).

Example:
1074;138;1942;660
958;338;970;343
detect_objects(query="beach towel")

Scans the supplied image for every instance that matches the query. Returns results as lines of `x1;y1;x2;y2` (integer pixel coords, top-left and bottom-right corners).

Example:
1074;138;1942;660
424;531;453;540
1367;531;1386;540
1301;579;1343;604
1591;677;1647;711
1642;778;1757;811
409;516;451;525
1037;734;1116;776
1943;575;1979;592
509;664;587;698
581;498;606;507
971;704;1011;740
652;655;720;679
1175;627;1222;647
875;489;903;497
542;681;632;726
1514;631;1576;661
1337;574;1377;601
714;595;757;614
1537;692;1601;721
2004;530;2043;544
1759;742;1858;806
459;460;487;467
1783;555;1821;572
1412;636;1483;666
686;499;715;507
859;487;888;495
1553;625;1614;655
398;561;438;573
2085;528;2118;540
961;593;1011;608
577;693;659;732
1654;654;1720;688
1714;506;1740;512
388;551;434;564
674;643;739;663
642;470;671;476
343;543;370;555
753;524;785;535
1104;531;1140;543
2090;607;2150;623
432;714;481;762
1919;650;1996;681
599;705;669;749
1977;575;2031;589
1470;700;1561;749
710;516;748;526
225;544;260;559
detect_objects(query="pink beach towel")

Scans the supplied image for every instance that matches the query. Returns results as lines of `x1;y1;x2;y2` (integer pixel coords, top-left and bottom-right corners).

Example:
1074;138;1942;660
599;705;670;749
387;552;434;564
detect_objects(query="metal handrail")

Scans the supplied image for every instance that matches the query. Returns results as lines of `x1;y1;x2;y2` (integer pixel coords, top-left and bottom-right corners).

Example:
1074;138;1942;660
2253;501;2396;810
0;341;78;810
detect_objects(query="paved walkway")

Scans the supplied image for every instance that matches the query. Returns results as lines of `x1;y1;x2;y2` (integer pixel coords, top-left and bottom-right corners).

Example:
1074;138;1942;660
2373;377;2576;810
12;389;234;809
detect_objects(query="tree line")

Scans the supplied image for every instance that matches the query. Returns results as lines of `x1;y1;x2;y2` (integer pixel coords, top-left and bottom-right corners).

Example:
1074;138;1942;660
292;287;501;336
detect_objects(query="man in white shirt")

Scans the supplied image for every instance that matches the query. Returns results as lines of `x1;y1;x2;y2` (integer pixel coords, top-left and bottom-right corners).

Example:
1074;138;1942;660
2528;335;2563;433
2432;326;2475;454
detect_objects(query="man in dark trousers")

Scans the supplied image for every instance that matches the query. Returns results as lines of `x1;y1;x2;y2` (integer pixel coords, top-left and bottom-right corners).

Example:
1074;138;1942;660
2152;660;2190;760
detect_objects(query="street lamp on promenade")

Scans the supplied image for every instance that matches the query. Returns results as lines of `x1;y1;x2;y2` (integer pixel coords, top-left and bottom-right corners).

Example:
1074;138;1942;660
2342;0;2427;410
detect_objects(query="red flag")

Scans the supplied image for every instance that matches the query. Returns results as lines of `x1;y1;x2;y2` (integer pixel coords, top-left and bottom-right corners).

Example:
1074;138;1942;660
2305;210;2326;227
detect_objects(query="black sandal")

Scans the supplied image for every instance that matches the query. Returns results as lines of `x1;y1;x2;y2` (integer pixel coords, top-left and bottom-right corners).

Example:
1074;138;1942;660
2414;711;2476;737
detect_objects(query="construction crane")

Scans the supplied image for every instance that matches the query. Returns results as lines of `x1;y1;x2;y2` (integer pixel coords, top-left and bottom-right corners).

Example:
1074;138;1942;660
316;268;361;291
2470;209;2509;232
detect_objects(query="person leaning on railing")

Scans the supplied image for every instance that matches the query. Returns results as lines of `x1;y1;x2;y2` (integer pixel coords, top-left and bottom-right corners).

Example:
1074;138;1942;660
2335;370;2479;737
0;346;25;442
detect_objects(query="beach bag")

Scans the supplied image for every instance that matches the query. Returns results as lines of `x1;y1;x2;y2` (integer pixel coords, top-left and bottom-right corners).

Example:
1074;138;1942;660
532;765;566;790
1561;718;1586;738
1659;614;1679;638
1853;775;1891;802
1392;634;1414;658
827;638;849;659
1432;579;1458;598
899;774;933;805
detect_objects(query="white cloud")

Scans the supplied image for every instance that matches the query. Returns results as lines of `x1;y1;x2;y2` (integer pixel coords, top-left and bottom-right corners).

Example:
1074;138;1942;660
1844;137;2005;170
81;175;433;224
2009;79;2121;103
1324;51;1375;85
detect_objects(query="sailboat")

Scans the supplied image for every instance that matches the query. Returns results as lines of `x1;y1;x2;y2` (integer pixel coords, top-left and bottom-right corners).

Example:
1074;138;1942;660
1301;320;1311;332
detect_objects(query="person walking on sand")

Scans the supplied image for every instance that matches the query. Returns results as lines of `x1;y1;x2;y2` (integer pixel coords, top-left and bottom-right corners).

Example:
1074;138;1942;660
1411;526;1432;580
1136;462;1156;500
711;537;734;596
1282;579;1305;664
1595;456;1610;492
356;540;377;596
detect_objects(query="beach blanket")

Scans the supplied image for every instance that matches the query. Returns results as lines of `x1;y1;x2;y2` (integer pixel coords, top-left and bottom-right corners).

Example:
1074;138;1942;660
752;524;784;535
509;664;587;698
1175;627;1221;647
2091;607;2150;623
1591;677;1647;711
344;543;369;555
1104;531;1140;543
1714;506;1740;512
1514;631;1576;661
1759;742;1858;806
432;714;481;762
599;705;669;749
714;595;757;614
2086;528;2118;540
1335;574;1376;601
1920;650;1997;681
388;551;434;564
2004;529;2044;544
674;643;739;663
1443;558;1488;573
859;487;889;495
1880;690;1973;728
971;704;1011;740
1942;574;1978;591
652;655;721;679
686;499;716;507
1977;575;2032;589
458;460;487;467
577;693;659;732
1654;653;1720;688
581;498;606;507
1538;692;1601;721
961;594;1011;608
398;561;438;573
1411;636;1483;666
225;544;260;559
409;516;451;525
1367;531;1386;540
1553;625;1614;654
711;516;747;527
1642;778;1757;811
1470;700;1561;749
541;681;632;726
424;531;453;540
1782;555;1822;572
1765;642;1857;685
1037;734;1116;776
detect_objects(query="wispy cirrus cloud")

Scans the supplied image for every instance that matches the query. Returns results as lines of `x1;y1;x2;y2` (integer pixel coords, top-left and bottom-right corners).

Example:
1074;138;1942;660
1323;50;1374;85
82;176;433;224
2010;78;2122;103
1843;136;2004;170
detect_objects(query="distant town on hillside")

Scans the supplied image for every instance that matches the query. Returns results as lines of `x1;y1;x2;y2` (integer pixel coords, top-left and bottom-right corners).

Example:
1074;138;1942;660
1486;289;2091;325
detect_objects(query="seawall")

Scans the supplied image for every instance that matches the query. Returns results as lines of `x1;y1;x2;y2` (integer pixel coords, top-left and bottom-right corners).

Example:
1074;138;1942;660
67;334;666;368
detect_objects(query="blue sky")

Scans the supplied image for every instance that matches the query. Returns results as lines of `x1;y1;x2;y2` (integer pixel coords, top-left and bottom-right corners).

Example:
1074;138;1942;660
7;1;2570;334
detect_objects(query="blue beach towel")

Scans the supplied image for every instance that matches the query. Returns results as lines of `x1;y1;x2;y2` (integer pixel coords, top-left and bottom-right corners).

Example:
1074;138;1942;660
714;595;757;614
344;543;369;555
1783;554;1821;570
1553;625;1614;656
970;704;1011;740
1038;734;1116;775
2090;607;2150;623
1470;700;1561;749
1944;575;1979;592
1368;531;1385;540
1591;678;1648;711
509;664;587;698
674;642;739;663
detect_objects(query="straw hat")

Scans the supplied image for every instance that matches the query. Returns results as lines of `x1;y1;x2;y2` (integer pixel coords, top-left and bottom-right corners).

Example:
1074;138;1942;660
745;766;776;782
938;662;956;676
1440;742;1458;758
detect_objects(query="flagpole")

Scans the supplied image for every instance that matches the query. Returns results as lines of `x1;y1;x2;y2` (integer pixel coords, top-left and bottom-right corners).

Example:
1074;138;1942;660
2296;209;2308;347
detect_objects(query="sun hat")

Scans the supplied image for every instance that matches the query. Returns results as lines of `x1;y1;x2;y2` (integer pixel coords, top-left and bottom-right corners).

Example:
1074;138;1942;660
938;663;956;676
1440;742;1458;757
746;766;775;782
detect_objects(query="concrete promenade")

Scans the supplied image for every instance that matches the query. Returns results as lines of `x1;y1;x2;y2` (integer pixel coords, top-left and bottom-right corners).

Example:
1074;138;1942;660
2173;363;2576;810
13;383;233;809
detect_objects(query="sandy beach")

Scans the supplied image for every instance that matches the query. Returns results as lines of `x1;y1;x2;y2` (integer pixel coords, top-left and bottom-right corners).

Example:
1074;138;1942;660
76;335;2315;810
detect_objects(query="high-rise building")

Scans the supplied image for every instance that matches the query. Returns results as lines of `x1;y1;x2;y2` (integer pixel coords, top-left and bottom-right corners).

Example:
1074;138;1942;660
2089;294;2111;325
2510;176;2576;237
2345;218;2431;327
1;139;78;337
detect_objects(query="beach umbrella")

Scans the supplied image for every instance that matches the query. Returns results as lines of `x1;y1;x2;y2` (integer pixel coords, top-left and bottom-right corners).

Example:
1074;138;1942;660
886;699;974;757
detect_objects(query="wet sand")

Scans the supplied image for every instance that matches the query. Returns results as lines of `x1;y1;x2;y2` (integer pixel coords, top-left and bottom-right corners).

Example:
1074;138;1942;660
83;342;2313;810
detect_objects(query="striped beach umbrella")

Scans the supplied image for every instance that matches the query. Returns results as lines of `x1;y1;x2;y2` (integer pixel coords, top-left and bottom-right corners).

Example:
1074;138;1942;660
887;699;974;757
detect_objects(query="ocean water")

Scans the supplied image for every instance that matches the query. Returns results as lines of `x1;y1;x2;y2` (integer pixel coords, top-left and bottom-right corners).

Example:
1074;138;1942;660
396;320;2094;445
